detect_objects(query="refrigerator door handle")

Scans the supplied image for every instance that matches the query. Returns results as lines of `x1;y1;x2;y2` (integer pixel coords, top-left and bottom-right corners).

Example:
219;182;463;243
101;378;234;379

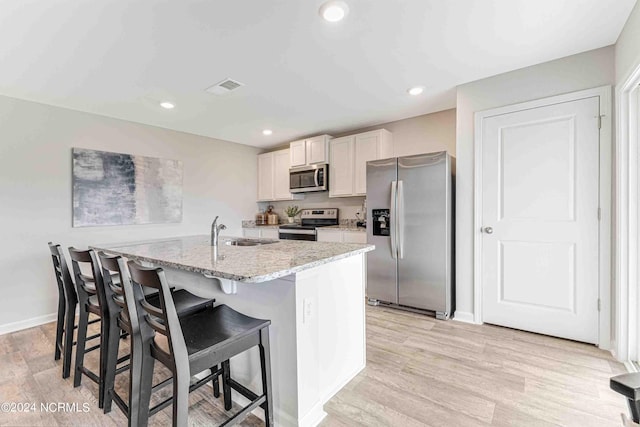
397;180;405;259
390;180;398;259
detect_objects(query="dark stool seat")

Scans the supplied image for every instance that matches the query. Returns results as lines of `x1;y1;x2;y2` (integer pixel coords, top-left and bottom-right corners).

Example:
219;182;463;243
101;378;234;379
611;373;640;422
146;289;212;319
176;305;270;375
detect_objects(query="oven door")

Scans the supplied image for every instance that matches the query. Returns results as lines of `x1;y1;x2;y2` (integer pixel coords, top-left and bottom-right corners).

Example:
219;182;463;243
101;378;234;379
290;164;328;193
278;228;317;241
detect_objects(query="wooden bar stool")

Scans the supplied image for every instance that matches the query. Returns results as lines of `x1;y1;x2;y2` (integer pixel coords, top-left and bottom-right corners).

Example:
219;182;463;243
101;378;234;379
48;243;102;379
68;247;113;408
127;261;274;427
98;251;217;420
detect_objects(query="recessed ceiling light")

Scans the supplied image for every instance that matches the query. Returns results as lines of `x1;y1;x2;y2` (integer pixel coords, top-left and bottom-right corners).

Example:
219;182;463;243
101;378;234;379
319;1;349;22
407;86;424;96
262;129;273;136
160;101;175;109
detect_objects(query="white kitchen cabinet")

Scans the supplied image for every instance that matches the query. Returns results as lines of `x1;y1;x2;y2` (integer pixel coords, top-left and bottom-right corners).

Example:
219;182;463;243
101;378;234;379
242;228;261;238
257;152;275;201
273;150;292;200
343;231;367;244
316;229;344;243
257;149;303;202
329;129;393;197
242;228;280;239
261;228;280;239
354;130;393;195
329;136;355;197
317;229;367;243
290;135;331;167
289;140;307;168
306;135;330;164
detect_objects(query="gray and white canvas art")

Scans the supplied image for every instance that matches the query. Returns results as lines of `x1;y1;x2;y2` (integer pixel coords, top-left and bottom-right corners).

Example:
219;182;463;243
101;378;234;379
72;148;183;227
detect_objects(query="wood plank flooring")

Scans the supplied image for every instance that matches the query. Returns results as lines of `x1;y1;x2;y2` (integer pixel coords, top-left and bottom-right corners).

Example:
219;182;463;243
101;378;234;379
320;306;628;427
0;306;628;426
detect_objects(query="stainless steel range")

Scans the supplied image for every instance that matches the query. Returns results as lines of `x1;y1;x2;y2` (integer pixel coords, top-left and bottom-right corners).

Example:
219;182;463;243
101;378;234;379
278;208;339;241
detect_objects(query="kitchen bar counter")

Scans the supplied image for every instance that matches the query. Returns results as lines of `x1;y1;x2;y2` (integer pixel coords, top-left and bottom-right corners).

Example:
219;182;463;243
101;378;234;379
92;235;372;283
92;235;371;427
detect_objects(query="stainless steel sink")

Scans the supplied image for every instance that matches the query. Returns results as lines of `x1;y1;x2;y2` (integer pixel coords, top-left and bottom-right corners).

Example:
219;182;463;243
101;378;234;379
224;238;278;247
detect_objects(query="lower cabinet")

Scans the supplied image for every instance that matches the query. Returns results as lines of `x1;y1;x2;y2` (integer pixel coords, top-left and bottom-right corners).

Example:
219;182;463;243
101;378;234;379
242;228;279;239
317;229;367;244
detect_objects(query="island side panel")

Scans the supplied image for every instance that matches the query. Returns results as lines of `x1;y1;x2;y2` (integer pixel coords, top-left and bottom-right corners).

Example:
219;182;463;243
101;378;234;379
160;267;300;427
294;253;367;426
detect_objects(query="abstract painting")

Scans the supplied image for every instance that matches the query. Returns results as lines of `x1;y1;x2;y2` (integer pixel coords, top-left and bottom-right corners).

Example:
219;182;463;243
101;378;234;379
72;148;183;227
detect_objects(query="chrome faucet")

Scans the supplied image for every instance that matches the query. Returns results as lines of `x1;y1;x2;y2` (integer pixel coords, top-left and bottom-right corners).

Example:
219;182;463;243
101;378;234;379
211;216;227;247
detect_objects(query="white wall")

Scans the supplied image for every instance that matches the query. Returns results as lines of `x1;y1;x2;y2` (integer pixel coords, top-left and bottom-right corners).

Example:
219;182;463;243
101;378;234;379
616;1;640;83
263;109;457;220
0;95;260;331
455;46;615;319
333;109;456;158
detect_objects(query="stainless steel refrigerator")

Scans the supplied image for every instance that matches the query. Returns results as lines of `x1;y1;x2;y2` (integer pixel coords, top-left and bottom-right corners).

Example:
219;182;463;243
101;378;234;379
366;151;454;320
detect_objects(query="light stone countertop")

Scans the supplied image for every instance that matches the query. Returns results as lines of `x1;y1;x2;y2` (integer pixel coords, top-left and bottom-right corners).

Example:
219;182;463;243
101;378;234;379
320;225;367;233
92;235;374;283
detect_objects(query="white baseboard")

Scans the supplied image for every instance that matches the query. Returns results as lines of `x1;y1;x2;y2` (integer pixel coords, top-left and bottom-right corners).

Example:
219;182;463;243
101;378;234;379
452;311;478;324
0;312;57;335
299;400;327;427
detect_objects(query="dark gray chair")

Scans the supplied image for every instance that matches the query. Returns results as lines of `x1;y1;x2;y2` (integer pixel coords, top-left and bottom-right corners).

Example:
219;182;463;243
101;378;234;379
127;261;273;427
611;373;640;423
98;251;216;421
48;243;100;379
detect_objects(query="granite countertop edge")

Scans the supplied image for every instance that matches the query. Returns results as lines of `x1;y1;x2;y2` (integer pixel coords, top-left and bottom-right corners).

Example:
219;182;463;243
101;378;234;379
93;243;374;284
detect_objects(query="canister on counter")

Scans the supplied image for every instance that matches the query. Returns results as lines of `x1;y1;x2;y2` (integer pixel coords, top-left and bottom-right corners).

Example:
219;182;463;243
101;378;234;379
267;205;279;225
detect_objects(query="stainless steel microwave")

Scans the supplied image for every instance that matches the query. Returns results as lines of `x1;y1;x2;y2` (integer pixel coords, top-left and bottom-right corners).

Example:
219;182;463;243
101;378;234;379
289;164;328;193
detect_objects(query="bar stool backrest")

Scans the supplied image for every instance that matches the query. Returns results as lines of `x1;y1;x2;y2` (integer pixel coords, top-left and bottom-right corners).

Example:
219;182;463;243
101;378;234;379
127;261;189;369
98;253;134;332
48;242;77;307
68;248;108;314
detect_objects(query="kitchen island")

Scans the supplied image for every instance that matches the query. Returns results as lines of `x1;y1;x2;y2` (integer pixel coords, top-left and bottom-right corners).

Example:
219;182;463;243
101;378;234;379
92;235;374;427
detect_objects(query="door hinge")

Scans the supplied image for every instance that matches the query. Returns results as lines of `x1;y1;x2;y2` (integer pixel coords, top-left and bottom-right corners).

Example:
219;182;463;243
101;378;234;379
598;298;601;311
598;207;601;220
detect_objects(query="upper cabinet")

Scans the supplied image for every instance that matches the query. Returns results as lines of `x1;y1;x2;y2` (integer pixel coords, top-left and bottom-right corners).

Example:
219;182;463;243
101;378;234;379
329;129;393;198
289;140;307;168
329;136;355;197
290;134;331;168
257;149;303;202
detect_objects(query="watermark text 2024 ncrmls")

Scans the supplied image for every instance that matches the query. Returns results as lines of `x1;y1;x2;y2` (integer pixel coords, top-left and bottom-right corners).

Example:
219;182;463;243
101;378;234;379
0;402;90;413
41;402;90;413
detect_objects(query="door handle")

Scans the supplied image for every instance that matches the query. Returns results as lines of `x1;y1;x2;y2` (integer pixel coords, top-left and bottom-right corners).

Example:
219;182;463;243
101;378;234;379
397;180;404;259
314;169;319;187
483;226;493;234
390;181;397;259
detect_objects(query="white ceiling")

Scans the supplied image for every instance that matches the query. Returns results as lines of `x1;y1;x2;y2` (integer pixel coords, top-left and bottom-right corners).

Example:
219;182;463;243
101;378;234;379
0;0;635;148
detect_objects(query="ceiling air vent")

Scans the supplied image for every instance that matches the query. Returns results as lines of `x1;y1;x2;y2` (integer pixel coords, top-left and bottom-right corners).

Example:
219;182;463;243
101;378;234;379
206;78;245;96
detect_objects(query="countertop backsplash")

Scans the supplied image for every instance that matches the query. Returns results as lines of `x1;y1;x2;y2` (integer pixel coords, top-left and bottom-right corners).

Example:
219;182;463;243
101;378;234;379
257;192;365;221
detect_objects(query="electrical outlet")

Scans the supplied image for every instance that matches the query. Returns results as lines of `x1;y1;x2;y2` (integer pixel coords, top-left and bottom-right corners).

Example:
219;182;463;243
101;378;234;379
303;298;313;323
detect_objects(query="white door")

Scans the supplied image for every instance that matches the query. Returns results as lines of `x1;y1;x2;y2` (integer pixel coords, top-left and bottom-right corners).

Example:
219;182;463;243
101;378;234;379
481;96;600;344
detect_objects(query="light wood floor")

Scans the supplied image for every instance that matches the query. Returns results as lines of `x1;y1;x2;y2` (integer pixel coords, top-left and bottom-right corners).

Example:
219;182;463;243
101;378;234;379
0;306;628;426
